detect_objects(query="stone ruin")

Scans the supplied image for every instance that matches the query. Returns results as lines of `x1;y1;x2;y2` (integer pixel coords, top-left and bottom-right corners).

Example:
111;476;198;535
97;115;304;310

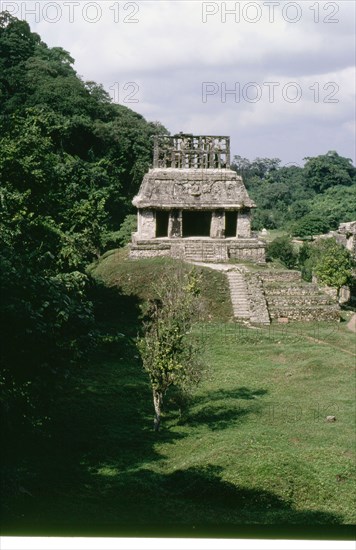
312;220;356;307
130;134;266;263
128;134;343;323
328;221;356;257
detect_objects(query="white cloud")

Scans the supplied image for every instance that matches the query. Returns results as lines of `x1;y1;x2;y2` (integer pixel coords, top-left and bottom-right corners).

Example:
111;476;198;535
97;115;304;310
4;0;354;163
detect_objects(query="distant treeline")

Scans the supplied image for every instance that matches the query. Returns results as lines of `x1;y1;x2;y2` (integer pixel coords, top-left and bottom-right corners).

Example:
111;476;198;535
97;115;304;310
231;153;356;236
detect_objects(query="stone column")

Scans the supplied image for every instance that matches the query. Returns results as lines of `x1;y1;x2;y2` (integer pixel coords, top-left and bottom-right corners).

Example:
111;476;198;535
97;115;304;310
138;209;156;239
136;210;141;237
168;209;182;238
237;209;251;237
210;210;225;238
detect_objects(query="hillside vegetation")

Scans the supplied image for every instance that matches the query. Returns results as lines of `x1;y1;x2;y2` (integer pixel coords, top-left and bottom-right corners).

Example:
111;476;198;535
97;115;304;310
90;248;232;322
0;11;166;431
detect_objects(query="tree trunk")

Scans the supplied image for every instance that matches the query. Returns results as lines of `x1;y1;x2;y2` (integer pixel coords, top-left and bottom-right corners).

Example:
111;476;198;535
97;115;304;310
153;389;163;432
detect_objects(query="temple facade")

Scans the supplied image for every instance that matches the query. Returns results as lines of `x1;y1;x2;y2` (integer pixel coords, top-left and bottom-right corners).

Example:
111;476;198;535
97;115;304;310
130;134;266;263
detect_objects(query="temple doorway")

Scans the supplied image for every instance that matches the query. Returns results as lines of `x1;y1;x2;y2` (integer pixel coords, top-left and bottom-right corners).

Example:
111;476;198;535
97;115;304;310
182;211;212;237
225;211;237;237
155;210;169;237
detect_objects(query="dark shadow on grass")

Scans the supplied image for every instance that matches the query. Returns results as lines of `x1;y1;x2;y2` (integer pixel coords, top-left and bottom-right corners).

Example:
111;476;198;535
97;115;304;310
166;387;268;430
1;281;349;538
193;387;268;403
1;280;184;530
88;278;142;337
3;464;346;537
159;465;343;524
1;356;185;532
176;404;252;430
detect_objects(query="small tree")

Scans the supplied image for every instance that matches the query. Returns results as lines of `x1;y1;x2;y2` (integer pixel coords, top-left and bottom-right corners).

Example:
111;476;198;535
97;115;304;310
137;267;204;431
313;238;354;296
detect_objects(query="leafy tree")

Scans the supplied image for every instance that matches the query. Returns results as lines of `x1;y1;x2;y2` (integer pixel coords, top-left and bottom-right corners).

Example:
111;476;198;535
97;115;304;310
313;239;354;293
291;180;356;236
304;151;356;193
0;11;41;110
0;245;95;430
266;236;298;269
137;269;204;431
251;209;278;231
298;238;354;292
287;200;311;221
232;156;281;179
307;185;356;227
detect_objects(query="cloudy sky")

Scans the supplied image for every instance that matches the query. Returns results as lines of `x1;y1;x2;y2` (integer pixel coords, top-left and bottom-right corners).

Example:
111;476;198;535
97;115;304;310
3;0;355;164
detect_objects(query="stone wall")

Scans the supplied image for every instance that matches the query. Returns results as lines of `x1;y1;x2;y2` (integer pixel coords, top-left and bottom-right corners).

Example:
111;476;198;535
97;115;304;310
168;209;182;238
129;238;266;263
210;210;225;238
228;240;266;263
244;272;270;324
135;206;254;241
265;304;340;322
132;168;256;210
259;272;340;321
259;270;301;283
129;242;171;259
338;221;356;255
236;210;251;237
314;220;356;257
137;209;156;239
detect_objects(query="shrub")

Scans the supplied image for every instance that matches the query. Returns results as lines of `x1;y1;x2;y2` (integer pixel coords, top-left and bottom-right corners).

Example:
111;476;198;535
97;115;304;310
292;213;333;237
266;236;298;269
298;238;354;290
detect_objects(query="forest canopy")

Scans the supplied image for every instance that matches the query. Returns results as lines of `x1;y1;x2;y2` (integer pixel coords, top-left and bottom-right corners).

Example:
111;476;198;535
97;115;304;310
231;152;356;235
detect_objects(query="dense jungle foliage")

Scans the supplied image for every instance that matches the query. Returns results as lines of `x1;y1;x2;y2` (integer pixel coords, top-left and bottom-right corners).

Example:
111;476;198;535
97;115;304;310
0;12;166;430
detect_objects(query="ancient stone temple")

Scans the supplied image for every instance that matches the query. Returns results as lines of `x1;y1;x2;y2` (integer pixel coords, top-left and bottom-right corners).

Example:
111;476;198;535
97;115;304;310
130;134;266;263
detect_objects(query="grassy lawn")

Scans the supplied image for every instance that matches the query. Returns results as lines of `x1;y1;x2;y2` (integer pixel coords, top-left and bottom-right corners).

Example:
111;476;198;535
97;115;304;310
2;253;355;537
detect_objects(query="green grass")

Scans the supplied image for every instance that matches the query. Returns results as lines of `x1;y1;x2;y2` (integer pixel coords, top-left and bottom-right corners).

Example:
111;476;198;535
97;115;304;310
90;247;233;322
260;229;290;243
2;252;355;537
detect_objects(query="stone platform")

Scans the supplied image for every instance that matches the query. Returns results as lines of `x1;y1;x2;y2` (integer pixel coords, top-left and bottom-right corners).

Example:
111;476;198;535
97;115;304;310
129;237;266;263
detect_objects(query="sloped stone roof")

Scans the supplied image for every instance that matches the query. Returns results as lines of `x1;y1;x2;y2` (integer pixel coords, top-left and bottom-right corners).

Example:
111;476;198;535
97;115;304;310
132;168;255;210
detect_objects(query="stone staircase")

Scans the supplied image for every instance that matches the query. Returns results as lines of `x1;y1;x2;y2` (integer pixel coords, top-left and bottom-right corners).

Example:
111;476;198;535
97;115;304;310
187;262;340;324
227;270;251;320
